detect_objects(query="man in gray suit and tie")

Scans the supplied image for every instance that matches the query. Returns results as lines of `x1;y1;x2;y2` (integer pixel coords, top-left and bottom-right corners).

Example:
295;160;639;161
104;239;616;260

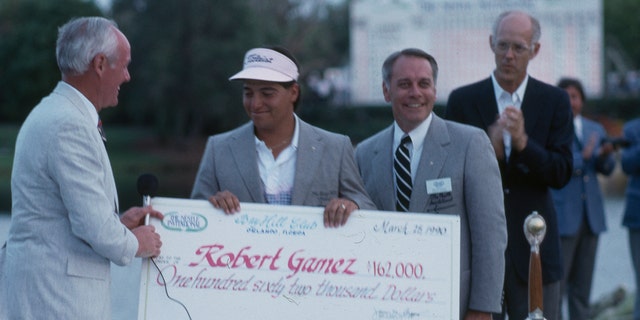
191;46;375;227
0;17;163;319
355;48;507;319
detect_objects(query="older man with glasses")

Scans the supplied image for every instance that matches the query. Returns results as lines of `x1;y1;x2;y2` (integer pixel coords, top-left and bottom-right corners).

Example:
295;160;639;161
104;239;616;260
446;10;574;320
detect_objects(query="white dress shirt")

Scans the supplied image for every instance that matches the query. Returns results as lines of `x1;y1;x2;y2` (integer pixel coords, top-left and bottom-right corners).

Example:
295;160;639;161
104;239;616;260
492;72;529;158
255;115;300;204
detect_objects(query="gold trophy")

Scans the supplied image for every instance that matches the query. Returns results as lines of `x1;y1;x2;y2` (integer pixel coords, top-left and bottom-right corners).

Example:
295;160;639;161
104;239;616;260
524;211;546;320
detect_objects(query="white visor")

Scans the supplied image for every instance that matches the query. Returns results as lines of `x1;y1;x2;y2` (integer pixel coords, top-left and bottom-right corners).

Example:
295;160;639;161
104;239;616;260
229;48;299;82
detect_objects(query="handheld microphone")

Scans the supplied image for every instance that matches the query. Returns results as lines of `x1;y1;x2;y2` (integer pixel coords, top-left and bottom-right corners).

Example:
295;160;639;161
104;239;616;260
136;173;192;319
137;173;159;225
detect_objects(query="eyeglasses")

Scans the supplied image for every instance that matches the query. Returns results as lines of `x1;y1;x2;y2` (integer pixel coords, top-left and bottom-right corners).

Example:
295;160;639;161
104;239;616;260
493;41;531;55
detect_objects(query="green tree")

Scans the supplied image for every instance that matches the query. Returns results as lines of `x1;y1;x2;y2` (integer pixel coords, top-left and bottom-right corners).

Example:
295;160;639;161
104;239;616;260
109;0;350;140
0;0;351;138
0;0;102;122
110;0;264;141
604;0;640;71
247;0;351;111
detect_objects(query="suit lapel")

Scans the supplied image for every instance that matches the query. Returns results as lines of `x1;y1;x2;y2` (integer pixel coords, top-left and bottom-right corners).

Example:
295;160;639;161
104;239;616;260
411;115;448;212
54;83;105;148
292;120;323;205
230;123;265;203
476;78;500;129
521;79;542;139
372;126;396;211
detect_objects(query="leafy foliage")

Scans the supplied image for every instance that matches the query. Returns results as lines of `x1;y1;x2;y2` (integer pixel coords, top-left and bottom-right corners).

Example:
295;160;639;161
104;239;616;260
109;0;256;140
108;0;351;140
0;0;102;122
604;0;640;69
0;0;351;141
1;0;638;140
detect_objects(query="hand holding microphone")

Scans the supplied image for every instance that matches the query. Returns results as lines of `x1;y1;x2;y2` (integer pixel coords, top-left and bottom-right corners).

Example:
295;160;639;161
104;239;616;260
119;174;163;229
121;173;163;257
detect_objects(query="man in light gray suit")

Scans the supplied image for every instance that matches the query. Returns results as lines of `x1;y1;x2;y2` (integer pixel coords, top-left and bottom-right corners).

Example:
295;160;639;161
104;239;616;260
355;48;507;320
0;17;163;319
191;46;375;227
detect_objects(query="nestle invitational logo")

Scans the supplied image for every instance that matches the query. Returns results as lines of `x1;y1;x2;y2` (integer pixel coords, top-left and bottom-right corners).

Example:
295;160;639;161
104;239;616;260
162;212;208;232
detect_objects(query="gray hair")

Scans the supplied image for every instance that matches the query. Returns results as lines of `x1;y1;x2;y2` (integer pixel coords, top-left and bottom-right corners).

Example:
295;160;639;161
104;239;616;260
382;48;439;89
56;17;120;76
491;10;541;49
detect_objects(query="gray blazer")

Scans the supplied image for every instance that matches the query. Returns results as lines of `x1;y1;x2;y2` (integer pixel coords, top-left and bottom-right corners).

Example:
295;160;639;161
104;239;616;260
355;115;507;316
191;119;375;210
0;82;138;320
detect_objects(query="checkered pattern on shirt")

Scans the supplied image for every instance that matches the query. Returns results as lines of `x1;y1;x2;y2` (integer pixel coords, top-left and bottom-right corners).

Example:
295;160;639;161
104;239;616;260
265;191;292;205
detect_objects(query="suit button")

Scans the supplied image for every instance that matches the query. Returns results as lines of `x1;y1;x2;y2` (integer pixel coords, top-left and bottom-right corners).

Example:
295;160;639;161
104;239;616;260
504;188;510;195
584;176;590;183
575;169;583;176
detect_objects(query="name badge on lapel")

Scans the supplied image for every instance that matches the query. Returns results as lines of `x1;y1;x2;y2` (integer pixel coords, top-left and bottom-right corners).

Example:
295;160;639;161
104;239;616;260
425;178;452;195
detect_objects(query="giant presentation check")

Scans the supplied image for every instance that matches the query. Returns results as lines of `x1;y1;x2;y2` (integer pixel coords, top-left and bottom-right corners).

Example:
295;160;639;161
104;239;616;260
138;197;460;319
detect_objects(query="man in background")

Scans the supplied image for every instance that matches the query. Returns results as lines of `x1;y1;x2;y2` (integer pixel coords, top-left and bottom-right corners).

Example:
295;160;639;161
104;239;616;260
0;17;163;319
620;118;640;320
552;77;615;320
446;10;574;320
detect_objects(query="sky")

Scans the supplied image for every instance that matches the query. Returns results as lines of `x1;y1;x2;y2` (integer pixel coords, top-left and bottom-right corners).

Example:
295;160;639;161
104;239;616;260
94;0;111;11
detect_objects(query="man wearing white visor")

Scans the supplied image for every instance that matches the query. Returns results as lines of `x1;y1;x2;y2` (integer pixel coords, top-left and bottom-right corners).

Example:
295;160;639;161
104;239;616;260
191;46;375;227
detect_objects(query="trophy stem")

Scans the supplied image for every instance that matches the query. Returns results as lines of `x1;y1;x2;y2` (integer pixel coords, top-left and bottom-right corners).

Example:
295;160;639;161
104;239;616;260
528;251;544;320
524;211;546;320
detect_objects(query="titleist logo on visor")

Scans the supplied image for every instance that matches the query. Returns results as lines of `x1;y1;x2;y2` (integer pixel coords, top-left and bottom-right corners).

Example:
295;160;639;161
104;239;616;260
246;54;274;64
229;48;299;82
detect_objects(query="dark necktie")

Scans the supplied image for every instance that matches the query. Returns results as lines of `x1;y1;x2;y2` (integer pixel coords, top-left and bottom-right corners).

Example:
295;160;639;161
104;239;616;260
394;135;412;212
98;119;107;143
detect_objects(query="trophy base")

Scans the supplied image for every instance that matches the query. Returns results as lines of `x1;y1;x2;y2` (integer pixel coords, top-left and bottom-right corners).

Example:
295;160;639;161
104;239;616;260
525;308;545;320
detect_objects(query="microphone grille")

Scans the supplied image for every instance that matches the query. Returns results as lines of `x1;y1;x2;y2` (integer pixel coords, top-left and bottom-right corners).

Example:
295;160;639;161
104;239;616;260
137;173;159;197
